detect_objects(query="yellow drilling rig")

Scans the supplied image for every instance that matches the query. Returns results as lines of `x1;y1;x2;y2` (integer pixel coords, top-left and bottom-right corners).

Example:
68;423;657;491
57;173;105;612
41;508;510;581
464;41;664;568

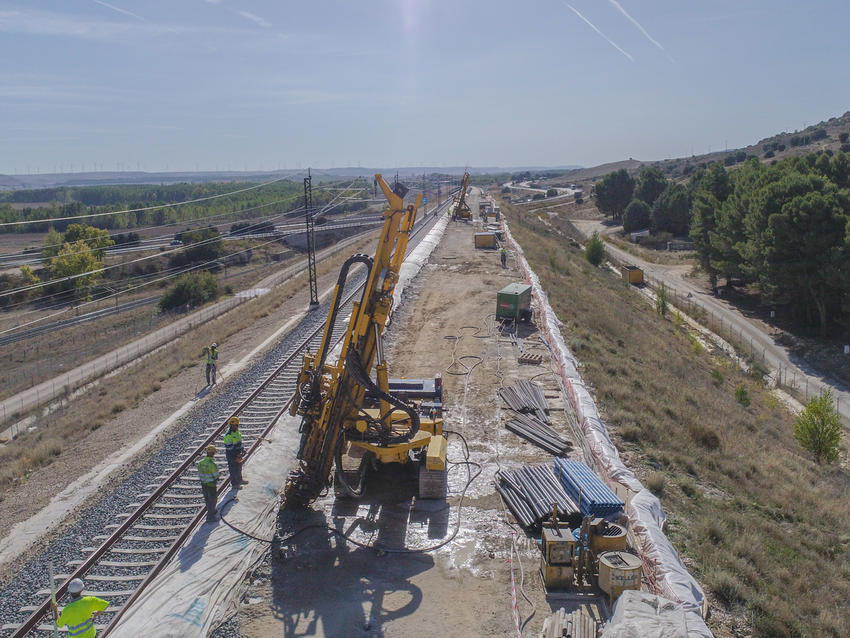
451;171;472;221
284;174;447;508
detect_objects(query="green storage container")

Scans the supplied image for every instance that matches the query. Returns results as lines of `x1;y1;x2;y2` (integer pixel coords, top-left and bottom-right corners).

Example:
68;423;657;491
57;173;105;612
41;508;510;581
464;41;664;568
496;283;532;322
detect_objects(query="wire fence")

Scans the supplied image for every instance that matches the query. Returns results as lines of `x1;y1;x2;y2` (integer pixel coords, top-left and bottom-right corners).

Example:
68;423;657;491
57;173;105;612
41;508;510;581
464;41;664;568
0;294;249;438
639;272;842;414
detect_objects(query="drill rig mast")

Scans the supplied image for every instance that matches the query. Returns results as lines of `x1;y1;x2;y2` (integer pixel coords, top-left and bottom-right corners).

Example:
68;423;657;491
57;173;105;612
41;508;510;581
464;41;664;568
284;174;446;508
451;171;472;220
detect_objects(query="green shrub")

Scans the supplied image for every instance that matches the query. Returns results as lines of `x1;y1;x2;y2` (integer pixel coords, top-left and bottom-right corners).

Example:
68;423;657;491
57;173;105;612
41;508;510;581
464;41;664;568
711;368;724;385
794;390;842;464
735;384;750;406
584;231;604;266
159;271;220;312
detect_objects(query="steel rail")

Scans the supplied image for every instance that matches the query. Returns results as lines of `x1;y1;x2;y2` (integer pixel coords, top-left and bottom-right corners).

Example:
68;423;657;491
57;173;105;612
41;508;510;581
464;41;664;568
9;195;452;637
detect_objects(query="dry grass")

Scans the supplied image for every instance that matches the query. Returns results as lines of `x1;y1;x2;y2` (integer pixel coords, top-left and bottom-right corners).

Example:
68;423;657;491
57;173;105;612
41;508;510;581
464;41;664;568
0;234;377;497
0;251;297;402
605;231;695;266
499;194;850;638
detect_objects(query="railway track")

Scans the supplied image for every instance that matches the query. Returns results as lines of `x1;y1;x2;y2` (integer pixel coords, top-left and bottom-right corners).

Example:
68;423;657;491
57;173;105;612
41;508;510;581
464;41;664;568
1;197;450;637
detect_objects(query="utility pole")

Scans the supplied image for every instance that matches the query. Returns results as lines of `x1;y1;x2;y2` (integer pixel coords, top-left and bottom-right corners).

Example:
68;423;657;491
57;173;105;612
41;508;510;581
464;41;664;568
304;169;319;309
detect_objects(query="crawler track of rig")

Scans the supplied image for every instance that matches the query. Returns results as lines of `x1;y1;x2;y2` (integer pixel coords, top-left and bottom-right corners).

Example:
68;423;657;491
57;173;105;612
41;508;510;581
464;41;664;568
2;199;450;637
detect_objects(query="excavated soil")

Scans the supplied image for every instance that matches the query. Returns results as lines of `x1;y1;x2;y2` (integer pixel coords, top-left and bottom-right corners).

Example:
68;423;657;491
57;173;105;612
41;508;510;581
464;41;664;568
234;193;606;637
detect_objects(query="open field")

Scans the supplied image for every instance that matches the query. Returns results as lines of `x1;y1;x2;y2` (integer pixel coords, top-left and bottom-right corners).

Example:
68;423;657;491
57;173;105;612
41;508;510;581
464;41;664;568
497;192;850;638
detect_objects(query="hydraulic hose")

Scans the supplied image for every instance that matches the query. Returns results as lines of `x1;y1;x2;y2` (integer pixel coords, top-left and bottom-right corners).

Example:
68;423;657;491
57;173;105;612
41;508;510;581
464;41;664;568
344;345;420;445
317;253;373;370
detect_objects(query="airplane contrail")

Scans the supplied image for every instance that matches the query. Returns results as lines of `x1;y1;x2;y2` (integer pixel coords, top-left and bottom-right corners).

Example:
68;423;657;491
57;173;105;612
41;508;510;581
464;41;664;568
608;0;674;61
93;0;146;22
564;2;633;62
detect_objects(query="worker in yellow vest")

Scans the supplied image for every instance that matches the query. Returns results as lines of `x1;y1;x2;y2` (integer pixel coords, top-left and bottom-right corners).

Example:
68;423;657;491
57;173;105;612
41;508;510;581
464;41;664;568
198;445;219;522
205;343;219;385
223;416;248;489
51;578;109;638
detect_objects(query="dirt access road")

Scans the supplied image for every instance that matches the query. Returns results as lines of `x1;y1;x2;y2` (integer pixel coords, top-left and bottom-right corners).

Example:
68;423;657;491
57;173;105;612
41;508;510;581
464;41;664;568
233;190;607;637
572;217;850;426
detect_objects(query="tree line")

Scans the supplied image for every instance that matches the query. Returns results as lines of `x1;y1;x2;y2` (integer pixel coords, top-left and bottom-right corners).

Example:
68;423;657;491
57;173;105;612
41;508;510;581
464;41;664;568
595;166;690;236
0;180;364;234
595;151;850;335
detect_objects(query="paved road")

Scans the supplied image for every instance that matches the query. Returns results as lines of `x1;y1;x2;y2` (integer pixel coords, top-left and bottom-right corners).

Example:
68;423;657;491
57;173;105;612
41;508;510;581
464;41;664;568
571;218;850;426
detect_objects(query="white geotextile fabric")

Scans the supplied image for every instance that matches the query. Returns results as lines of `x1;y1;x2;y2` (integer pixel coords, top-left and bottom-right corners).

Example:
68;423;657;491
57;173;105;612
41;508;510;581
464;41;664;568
110;412;301;637
503;223;711;635
112;211;451;636
389;211;450;327
601;590;688;638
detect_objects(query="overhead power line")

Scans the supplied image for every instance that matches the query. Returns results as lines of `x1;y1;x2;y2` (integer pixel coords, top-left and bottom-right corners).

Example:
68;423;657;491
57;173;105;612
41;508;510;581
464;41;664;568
0;174;299;228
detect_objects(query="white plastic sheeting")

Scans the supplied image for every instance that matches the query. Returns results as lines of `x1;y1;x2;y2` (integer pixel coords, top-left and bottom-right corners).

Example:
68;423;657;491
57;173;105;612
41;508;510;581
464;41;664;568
503;223;712;637
112;210;451;636
110;413;301;637
600;590;688;638
389;211;450;327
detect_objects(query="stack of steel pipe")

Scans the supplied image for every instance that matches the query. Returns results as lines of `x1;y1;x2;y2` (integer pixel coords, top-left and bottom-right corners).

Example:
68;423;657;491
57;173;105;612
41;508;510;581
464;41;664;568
552;458;624;517
505;412;571;456
499;379;550;422
496;465;580;530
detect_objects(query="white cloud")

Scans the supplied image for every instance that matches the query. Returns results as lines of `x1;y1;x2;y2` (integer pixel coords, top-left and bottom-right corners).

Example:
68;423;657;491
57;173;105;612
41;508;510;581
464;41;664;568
0;8;244;41
236;10;271;28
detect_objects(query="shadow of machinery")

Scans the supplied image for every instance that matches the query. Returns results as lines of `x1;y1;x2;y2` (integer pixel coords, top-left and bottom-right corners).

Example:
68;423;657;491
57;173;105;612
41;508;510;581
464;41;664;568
270;463;449;637
499;317;540;341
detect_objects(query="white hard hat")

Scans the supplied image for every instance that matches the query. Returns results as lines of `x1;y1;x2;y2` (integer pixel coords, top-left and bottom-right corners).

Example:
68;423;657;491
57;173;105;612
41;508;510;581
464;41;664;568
211;343;217;348
68;578;84;594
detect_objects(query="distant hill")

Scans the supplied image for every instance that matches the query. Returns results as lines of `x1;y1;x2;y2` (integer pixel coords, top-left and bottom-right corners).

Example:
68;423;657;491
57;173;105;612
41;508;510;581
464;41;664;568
533;109;850;189
647;110;850;179
0;165;581;191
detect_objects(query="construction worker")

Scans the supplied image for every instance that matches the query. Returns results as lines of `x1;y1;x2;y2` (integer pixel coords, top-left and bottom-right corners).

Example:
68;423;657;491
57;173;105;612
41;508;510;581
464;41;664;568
198;445;219;522
205;342;219;385
500;246;507;269
223;416;248;489
51;578;109;638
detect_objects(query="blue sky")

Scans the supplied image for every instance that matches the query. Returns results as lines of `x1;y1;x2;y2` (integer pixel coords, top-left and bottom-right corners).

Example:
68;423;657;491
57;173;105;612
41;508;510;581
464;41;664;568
1;0;849;174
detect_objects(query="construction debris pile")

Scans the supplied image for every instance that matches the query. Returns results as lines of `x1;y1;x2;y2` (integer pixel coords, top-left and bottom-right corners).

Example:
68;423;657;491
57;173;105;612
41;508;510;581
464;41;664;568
495;465;580;530
553;458;624;518
499;380;571;455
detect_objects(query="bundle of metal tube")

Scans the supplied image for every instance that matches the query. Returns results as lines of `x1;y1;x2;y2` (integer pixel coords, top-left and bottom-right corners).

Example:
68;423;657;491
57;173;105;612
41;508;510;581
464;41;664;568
498;379;550;422
496;465;580;530
552;458;624;517
505;412;571;456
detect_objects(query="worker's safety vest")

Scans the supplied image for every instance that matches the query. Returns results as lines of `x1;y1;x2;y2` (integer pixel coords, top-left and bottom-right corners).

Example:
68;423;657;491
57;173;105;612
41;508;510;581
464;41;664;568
206;349;218;365
57;596;109;638
197;457;219;485
223;429;243;452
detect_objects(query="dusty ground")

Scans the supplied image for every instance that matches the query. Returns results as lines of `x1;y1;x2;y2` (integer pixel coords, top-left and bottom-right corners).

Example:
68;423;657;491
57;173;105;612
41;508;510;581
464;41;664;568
234;193;608;637
0;232;382;583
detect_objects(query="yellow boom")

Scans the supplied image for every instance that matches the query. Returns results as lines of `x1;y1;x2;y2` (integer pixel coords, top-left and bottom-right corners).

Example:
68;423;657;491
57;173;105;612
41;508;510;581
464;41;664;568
284;174;442;507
